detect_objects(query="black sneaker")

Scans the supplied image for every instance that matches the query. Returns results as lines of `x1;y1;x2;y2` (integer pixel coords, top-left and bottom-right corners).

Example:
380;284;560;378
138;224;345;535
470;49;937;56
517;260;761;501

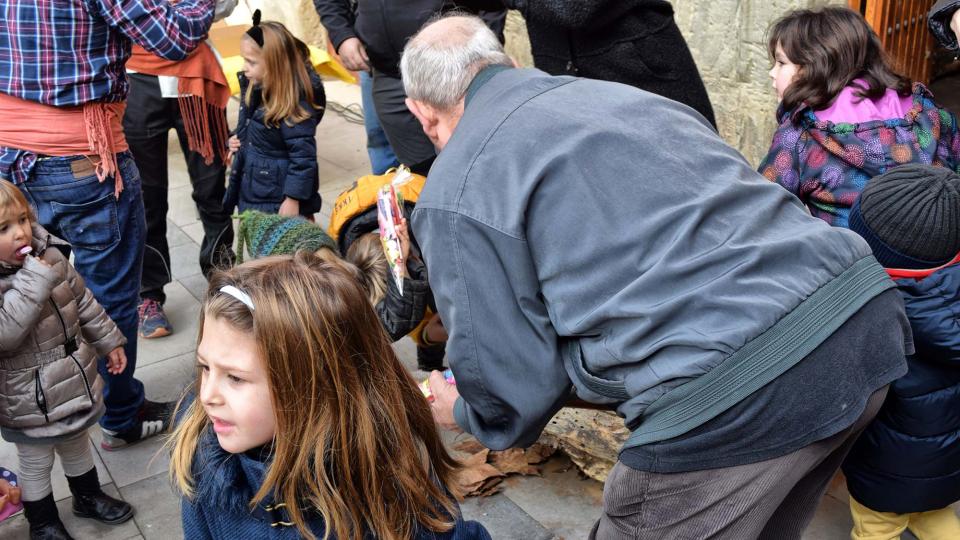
99;400;175;451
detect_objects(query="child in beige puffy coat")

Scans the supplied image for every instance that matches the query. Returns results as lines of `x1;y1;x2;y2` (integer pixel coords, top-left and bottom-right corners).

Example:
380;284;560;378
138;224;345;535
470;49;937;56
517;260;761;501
0;179;134;539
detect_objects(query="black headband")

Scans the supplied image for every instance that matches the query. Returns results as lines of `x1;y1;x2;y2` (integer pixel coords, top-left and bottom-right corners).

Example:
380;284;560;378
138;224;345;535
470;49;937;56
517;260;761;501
246;9;263;47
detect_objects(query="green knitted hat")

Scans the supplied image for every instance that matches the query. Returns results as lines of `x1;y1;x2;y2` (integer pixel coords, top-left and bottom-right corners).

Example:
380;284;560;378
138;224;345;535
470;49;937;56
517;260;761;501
236;210;337;263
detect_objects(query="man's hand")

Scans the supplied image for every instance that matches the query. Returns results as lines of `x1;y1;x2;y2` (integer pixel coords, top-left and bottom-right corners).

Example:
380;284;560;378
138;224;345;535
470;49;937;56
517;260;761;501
278;197;300;217
337;37;370;72
952;9;960;45
428;370;460;431
106;347;127;375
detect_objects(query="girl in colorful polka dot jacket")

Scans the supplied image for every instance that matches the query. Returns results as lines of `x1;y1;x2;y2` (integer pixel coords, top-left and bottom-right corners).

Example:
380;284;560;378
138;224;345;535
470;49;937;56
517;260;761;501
759;7;960;228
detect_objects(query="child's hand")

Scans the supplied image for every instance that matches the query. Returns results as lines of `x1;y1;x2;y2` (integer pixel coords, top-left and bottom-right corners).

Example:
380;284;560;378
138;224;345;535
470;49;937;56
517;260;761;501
278;197;300;217
397;218;410;277
227;135;240;163
424;314;447;344
0;478;21;508
106;347;127;375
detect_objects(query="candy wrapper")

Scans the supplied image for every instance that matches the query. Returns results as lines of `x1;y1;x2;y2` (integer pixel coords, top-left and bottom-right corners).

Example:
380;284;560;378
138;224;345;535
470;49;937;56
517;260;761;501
376;167;414;295
420;369;456;403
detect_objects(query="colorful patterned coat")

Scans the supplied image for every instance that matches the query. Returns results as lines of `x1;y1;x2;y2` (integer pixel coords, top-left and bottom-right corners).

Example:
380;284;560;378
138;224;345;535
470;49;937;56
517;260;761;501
759;84;960;227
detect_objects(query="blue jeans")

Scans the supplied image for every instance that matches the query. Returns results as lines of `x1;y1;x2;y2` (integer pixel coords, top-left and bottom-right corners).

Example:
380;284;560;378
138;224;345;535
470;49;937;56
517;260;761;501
18;152;146;432
360;71;399;175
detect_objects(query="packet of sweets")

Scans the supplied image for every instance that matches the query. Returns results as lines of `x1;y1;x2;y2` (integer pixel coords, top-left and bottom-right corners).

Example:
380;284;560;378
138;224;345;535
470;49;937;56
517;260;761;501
376;178;407;295
420;369;456;403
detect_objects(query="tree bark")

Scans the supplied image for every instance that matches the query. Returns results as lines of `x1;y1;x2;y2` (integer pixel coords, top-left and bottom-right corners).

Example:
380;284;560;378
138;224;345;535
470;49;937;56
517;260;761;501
538;409;628;482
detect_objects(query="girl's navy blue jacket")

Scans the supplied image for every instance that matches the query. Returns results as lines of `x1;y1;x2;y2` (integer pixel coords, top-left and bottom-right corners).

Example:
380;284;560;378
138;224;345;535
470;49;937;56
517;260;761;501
842;262;960;513
224;65;325;217
180;427;492;539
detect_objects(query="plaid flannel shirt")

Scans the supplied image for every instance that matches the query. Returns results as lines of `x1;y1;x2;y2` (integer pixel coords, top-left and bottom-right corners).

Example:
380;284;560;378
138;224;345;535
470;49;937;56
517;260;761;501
0;0;215;183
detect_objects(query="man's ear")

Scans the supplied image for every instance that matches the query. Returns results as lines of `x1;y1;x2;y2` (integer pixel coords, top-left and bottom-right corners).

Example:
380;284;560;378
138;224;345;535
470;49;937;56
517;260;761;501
406;98;440;144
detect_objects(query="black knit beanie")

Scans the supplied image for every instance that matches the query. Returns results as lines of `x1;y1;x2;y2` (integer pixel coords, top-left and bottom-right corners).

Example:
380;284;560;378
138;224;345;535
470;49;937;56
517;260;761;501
848;164;960;269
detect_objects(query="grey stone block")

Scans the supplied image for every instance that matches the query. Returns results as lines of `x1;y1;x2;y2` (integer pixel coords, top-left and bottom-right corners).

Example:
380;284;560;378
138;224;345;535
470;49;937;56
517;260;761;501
461;493;555;540
119;473;184;540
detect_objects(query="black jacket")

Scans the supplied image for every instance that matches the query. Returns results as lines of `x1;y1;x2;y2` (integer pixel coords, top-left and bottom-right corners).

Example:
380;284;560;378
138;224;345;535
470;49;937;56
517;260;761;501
842;263;960;514
929;0;960;51
313;0;506;77
225;66;326;216
506;0;716;127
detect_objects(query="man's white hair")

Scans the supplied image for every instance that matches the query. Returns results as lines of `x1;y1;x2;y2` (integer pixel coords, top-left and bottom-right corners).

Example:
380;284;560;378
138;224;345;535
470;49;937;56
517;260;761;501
400;15;512;111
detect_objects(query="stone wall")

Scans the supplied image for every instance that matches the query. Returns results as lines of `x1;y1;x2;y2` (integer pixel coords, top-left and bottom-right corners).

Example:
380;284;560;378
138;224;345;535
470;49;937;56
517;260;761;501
241;1;846;166
671;0;846;165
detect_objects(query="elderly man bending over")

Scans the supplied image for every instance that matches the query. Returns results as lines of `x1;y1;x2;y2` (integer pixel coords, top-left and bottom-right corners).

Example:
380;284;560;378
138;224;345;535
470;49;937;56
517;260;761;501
406;15;909;540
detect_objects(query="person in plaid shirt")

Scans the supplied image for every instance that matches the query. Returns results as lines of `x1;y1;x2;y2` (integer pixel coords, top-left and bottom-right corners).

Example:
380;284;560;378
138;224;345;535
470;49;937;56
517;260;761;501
0;3;215;536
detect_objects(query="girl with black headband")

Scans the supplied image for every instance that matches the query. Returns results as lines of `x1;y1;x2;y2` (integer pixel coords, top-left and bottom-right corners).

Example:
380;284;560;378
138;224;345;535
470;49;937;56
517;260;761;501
223;10;326;219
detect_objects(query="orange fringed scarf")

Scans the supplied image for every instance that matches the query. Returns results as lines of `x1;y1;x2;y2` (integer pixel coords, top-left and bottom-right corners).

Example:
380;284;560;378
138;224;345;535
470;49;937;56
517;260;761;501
0;94;128;197
125;42;231;165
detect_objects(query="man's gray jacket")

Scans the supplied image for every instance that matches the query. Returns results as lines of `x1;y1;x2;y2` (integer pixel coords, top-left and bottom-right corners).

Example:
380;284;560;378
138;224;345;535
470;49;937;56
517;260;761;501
412;68;896;451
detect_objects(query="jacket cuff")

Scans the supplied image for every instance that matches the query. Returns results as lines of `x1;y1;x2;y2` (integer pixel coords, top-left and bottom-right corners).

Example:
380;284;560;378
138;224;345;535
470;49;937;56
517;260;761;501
91;326;127;359
330;29;359;53
454;397;473;435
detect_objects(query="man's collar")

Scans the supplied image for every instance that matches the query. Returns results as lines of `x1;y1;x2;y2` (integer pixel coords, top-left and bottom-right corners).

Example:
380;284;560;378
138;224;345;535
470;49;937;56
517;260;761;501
465;64;512;107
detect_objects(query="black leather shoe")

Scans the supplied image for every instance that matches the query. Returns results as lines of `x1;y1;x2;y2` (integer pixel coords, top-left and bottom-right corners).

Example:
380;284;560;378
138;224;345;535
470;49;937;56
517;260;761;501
28;522;74;540
22;494;75;540
71;491;134;524
67;468;134;524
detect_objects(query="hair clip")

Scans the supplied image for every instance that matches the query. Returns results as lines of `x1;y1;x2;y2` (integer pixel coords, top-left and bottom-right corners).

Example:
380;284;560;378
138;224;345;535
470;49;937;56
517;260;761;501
220;285;255;311
246;9;264;47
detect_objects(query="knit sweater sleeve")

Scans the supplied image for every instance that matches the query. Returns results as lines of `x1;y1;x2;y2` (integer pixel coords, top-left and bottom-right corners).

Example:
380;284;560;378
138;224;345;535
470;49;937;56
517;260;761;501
180;497;215;540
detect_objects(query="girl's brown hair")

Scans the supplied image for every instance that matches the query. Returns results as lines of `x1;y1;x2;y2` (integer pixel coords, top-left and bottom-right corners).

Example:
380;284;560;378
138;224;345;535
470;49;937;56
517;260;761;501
244;21;321;127
0;179;34;221
344;232;389;306
168;252;461;540
768;7;912;114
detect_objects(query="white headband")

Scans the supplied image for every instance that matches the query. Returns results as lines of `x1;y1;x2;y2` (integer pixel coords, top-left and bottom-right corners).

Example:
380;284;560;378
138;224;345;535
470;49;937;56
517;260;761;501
219;285;255;310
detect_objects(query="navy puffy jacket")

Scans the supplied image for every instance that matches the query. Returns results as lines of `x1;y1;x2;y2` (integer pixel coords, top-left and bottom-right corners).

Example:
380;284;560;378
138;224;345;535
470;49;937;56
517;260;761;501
842;263;960;513
225;64;325;217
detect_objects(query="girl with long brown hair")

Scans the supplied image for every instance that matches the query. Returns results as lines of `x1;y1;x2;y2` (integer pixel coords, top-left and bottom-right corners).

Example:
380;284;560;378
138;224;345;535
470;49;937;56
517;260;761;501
758;6;960;228
223;11;326;218
168;252;490;540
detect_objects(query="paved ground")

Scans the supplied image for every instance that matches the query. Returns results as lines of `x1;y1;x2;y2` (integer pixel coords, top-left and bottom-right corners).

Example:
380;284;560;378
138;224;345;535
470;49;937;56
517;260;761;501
0;80;951;539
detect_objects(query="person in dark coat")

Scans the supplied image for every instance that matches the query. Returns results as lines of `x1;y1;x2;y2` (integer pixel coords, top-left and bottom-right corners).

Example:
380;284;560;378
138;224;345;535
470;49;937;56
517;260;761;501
224;17;325;218
313;0;506;174
842;164;960;540
502;0;716;127
929;0;960;50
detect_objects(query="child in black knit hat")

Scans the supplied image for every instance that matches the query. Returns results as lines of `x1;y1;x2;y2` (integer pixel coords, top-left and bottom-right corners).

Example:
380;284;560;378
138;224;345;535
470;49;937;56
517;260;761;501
841;163;960;539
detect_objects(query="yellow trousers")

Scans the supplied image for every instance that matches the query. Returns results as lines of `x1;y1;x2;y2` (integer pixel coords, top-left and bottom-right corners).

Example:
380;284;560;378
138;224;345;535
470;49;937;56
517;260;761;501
850;497;960;540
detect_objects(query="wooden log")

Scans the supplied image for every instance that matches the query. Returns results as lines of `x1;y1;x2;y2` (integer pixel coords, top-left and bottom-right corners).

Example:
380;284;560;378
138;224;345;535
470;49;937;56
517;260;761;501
537;408;628;483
